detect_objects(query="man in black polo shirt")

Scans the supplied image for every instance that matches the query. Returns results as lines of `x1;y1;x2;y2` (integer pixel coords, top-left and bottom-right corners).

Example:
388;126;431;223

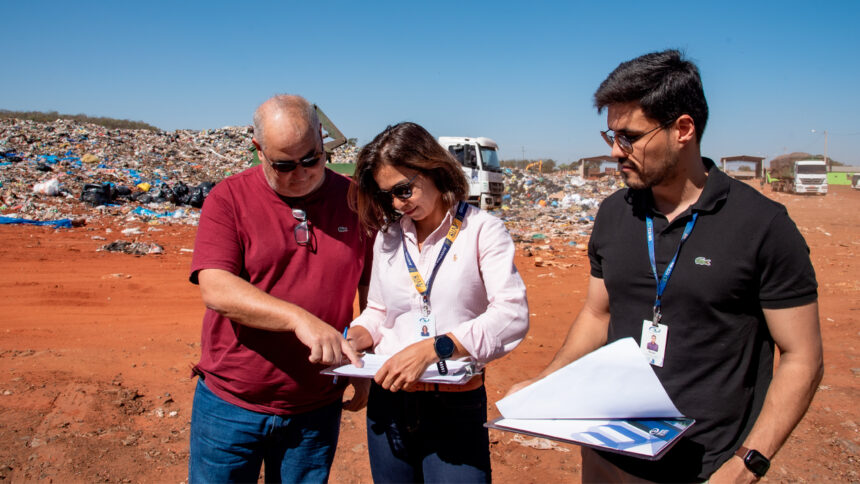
509;50;823;482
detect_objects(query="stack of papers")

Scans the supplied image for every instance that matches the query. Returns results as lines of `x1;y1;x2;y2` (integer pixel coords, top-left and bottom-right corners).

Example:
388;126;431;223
488;338;694;460
321;353;474;384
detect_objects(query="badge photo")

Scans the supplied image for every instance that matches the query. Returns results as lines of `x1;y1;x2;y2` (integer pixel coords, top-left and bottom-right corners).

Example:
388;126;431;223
416;313;436;340
640;321;668;367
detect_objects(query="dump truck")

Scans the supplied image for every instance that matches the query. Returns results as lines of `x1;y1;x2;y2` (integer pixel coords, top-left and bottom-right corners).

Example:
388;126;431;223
769;159;827;195
438;136;504;210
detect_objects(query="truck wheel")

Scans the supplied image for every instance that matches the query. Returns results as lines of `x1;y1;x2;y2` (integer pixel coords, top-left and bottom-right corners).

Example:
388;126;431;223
480;197;491;211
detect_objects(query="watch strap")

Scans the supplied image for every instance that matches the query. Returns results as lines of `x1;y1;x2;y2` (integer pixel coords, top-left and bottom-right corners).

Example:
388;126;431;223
734;445;751;460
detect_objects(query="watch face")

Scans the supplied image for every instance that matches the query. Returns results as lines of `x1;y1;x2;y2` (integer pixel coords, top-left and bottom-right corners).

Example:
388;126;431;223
435;335;455;359
745;450;770;477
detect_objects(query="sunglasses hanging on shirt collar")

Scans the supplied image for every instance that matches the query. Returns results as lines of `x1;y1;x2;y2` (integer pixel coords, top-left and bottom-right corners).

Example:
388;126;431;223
292;208;310;245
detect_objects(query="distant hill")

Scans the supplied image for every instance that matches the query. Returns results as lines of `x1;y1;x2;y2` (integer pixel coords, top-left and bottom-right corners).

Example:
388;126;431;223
0;109;159;131
768;152;845;168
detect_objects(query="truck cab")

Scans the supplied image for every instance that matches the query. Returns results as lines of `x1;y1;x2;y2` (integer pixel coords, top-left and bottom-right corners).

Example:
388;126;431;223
770;159;828;195
793;160;828;194
438;136;504;210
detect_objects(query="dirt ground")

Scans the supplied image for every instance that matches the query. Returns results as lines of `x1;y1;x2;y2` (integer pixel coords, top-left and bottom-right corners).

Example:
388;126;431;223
1;184;858;483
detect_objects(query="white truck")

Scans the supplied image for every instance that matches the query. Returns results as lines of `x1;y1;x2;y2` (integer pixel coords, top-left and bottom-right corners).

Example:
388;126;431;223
438;136;504;210
769;159;828;195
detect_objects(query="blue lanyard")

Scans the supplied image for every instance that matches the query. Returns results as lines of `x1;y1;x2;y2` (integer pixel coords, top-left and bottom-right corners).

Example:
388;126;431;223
646;212;698;324
402;201;468;314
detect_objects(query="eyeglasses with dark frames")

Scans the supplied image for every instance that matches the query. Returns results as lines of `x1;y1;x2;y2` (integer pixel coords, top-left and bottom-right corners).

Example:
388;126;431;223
377;172;421;201
292;208;310;246
267;142;325;173
600;119;674;154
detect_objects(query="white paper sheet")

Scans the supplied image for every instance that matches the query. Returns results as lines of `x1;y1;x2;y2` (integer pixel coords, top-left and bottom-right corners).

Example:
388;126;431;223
496;338;683;419
321;353;474;384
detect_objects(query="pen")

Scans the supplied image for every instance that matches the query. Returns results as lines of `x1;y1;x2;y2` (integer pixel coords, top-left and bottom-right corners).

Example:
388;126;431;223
333;326;348;384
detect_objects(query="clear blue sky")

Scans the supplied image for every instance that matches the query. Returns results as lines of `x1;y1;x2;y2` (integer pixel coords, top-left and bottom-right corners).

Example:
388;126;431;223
2;1;858;165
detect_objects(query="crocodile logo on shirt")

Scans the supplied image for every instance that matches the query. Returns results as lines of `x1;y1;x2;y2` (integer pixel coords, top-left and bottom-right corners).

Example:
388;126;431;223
694;256;711;266
338;226;348;232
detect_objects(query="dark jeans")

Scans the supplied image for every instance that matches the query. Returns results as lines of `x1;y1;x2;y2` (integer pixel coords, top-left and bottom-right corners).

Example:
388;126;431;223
188;378;341;484
366;381;491;483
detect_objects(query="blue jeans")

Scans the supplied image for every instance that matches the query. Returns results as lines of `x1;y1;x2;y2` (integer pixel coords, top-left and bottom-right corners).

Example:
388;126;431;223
366;382;491;483
189;378;341;484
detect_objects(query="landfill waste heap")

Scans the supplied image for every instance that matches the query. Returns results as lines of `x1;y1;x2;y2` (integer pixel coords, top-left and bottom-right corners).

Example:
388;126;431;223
496;168;623;259
0;117;359;228
0;117;623;259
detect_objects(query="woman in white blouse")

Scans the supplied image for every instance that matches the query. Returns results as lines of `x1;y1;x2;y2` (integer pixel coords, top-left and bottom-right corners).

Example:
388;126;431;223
347;122;529;483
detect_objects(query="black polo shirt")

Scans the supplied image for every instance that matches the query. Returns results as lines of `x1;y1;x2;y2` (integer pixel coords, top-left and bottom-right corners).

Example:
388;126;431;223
588;157;817;481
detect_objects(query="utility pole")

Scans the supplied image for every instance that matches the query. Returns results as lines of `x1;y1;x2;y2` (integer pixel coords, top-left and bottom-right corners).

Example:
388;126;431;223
811;129;829;171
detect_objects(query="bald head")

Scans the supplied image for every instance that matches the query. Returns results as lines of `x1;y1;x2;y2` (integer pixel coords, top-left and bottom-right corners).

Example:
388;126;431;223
253;94;320;152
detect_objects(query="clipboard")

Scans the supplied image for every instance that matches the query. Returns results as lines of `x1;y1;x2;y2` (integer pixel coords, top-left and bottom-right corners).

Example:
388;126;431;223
321;353;477;384
485;416;694;460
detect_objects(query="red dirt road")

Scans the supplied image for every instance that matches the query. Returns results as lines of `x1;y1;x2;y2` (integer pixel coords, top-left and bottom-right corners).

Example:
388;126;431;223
1;185;858;482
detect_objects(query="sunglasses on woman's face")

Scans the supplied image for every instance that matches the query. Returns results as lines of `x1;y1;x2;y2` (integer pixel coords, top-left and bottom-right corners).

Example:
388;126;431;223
377;172;420;201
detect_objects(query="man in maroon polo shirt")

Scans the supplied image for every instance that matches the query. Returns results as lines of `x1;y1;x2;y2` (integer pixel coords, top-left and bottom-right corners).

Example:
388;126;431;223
187;94;372;483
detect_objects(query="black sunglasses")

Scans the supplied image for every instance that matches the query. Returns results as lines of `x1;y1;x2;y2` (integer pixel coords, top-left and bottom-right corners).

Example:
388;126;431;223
267;144;325;173
377;172;420;201
292;208;310;246
601;119;674;154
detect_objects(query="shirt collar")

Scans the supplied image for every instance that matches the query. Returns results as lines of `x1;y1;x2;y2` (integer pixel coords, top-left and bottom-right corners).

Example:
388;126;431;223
627;157;729;218
398;203;458;244
690;157;730;213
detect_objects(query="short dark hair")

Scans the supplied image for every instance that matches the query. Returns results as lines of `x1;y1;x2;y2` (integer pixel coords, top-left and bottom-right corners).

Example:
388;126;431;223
350;122;469;235
594;49;709;142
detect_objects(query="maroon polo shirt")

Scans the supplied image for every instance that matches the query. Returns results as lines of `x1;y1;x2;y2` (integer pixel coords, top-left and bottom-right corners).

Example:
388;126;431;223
190;166;372;415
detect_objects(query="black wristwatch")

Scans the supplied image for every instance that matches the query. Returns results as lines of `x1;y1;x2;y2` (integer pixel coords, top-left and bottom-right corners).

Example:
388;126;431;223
735;446;770;478
434;335;455;376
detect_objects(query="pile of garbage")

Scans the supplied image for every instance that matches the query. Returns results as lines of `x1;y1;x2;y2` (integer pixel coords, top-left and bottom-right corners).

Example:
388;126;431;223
1;117;624;254
329;143;359;164
498;169;623;246
0;117;368;230
0;118;258;226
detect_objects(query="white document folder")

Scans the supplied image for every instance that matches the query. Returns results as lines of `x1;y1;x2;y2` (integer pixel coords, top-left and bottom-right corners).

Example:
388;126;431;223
488;338;694;460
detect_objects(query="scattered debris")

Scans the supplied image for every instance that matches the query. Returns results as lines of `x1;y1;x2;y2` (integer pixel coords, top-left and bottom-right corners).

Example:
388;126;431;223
510;433;570;452
99;240;164;255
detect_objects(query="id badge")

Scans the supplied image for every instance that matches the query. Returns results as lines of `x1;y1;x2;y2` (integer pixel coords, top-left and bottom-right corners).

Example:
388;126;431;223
640;320;668;367
416;313;436;341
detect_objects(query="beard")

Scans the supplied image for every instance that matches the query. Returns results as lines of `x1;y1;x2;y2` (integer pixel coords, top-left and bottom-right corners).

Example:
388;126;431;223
619;152;680;190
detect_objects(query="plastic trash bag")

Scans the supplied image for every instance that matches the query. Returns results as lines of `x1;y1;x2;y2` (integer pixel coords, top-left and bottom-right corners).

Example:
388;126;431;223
33;178;61;196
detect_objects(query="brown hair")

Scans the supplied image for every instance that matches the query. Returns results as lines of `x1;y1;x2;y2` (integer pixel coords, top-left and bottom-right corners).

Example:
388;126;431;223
350;122;469;235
